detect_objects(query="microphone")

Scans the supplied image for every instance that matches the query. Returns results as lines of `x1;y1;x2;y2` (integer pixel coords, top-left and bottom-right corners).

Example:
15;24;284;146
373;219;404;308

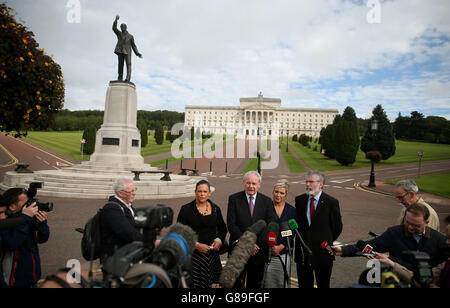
151;223;198;273
280;221;292;238
288;219;312;255
0;218;25;230
267;232;277;247
219;221;265;288
320;241;336;256
266;221;279;259
247;219;267;236
355;240;376;257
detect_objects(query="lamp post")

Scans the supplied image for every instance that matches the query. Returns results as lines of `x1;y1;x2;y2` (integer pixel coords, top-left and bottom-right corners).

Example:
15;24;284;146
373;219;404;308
368;119;378;187
286;129;289;152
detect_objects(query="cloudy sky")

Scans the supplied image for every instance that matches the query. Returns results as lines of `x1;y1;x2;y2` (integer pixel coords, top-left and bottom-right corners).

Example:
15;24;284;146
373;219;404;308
9;0;450;120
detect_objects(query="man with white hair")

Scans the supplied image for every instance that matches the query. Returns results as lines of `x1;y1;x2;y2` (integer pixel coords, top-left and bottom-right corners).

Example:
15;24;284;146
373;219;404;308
227;171;275;288
99;176;142;259
394;179;440;231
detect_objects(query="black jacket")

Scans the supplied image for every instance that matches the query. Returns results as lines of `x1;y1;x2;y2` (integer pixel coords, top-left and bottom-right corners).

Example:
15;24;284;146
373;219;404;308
177;199;227;246
342;224;448;268
100;196;142;257
294;192;343;267
227;191;275;265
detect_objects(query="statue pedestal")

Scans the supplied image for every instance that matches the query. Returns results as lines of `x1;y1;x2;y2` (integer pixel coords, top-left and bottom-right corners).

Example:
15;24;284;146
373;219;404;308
90;81;145;168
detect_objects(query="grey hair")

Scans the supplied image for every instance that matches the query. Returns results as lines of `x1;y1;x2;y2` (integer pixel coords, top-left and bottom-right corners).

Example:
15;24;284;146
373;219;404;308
395;179;418;194
306;170;325;184
243;171;262;183
274;180;289;194
113;176;134;194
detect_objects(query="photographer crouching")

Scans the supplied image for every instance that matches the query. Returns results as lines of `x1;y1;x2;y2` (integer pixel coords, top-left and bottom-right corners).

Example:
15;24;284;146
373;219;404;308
0;186;50;288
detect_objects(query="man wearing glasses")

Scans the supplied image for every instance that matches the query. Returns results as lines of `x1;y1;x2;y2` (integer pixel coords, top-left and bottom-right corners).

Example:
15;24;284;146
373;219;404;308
333;203;447;275
294;170;343;288
394;179;440;231
100;176;142;258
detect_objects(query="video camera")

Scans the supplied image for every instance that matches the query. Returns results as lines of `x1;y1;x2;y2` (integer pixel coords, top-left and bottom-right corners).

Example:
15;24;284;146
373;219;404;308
24;182;53;212
356;250;434;288
401;251;433;288
101;204;196;288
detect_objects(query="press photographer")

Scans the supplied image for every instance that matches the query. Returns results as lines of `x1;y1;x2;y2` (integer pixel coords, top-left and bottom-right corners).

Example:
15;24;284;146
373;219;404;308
1;186;50;288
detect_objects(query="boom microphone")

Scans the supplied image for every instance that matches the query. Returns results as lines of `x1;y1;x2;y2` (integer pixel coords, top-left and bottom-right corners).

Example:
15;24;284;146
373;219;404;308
247;219;267;236
219;220;266;288
152;223;198;272
0;218;25;230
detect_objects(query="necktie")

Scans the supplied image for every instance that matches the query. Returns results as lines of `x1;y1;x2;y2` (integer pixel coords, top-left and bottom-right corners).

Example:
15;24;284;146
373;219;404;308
249;196;255;216
309;197;315;222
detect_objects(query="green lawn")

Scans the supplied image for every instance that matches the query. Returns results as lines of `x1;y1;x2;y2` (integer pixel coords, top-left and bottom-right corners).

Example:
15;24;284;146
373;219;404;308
282;147;308;173
287;138;450;171
387;172;450;198
24;131;90;161
24;131;175;161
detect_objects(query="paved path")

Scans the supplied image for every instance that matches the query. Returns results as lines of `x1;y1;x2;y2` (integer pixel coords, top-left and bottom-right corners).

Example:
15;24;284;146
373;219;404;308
1;134;450;287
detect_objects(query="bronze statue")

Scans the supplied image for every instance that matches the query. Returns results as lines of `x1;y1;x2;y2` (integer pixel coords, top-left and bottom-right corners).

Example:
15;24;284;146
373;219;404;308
112;15;142;83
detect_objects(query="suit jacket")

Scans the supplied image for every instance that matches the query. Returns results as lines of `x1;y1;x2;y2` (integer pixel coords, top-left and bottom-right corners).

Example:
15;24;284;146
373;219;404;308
227;191;275;265
294;192;342;267
113;20;140;56
100;196;142;257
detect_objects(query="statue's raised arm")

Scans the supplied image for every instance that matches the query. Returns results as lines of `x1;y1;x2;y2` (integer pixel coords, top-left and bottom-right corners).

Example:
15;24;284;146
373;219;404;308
112;14;142;83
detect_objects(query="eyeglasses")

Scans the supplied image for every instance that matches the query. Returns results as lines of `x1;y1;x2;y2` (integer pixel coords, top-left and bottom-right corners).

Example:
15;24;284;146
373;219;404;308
405;220;424;228
121;189;137;194
305;180;319;184
396;192;409;200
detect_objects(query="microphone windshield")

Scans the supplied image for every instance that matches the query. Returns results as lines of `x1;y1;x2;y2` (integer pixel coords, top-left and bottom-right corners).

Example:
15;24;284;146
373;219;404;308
267;221;279;234
247;219;267;236
320;241;329;249
288;219;298;231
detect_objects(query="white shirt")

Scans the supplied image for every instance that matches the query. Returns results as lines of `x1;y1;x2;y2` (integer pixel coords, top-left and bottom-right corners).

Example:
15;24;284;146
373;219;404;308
114;195;134;217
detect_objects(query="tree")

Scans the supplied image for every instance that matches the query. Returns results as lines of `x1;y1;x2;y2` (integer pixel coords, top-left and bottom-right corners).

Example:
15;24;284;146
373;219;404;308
320;115;341;159
0;4;65;136
81;126;96;155
360;105;396;160
154;123;164;145
137;122;148;148
335;107;360;166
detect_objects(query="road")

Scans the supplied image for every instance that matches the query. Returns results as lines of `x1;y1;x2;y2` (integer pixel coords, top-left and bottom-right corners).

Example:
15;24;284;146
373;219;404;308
1;134;449;287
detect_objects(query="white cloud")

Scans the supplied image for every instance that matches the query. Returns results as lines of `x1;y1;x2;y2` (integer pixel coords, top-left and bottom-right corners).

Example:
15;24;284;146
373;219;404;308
8;0;450;119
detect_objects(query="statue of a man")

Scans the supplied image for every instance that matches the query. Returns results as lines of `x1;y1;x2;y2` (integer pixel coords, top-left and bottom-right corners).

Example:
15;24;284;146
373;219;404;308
112;15;142;82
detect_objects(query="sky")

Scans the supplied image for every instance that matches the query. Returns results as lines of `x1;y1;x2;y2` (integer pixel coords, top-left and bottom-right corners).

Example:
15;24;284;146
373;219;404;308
8;0;450;120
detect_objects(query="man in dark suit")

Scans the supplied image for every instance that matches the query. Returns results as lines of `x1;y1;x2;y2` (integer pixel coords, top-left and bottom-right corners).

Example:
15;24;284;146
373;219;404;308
100;176;142;260
113;15;143;82
294;170;342;288
227;171;275;288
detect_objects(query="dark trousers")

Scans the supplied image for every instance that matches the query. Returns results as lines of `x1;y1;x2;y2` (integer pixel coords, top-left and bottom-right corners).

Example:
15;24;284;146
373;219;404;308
296;263;333;288
117;53;131;81
234;261;265;288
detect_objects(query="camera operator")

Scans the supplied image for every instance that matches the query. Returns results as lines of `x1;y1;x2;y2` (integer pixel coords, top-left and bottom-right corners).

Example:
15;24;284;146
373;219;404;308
1;188;50;288
0;197;8;288
333;203;447;274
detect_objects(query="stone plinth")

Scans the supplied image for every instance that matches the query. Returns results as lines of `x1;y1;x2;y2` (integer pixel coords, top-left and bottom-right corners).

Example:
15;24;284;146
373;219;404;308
90;81;144;166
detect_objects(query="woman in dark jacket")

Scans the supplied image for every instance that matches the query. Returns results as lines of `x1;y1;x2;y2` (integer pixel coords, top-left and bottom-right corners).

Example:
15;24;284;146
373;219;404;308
177;180;227;288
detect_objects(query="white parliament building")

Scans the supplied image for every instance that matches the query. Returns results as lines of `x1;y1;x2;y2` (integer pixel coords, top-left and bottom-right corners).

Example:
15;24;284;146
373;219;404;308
184;93;339;138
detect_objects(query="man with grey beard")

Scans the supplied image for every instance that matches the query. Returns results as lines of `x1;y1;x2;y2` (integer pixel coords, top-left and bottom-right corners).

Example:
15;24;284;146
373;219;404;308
294;170;342;288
